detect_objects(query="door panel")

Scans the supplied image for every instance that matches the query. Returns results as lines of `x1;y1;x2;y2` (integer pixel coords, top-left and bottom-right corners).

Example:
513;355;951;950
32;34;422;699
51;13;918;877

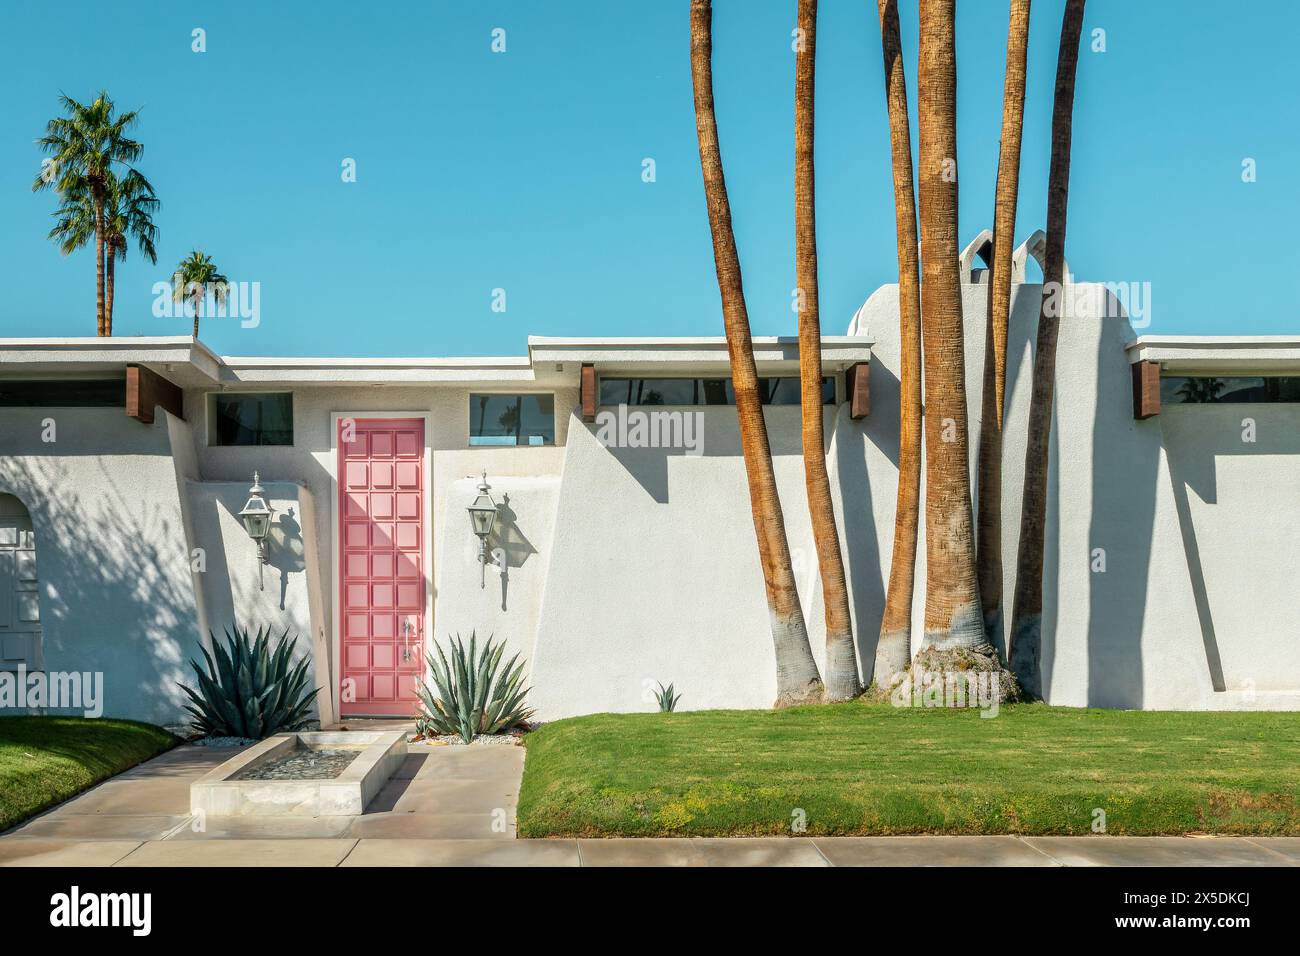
339;419;425;716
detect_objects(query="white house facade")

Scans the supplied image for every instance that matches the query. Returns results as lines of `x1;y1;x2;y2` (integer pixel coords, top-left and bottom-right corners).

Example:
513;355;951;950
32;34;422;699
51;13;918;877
2;232;1297;728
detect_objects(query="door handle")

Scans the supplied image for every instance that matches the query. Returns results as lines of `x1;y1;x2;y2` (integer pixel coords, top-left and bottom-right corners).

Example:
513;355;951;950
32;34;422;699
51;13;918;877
402;617;419;663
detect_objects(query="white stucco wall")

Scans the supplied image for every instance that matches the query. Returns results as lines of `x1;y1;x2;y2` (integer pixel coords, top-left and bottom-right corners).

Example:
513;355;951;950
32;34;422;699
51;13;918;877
0;408;205;725
183;480;328;722
434;473;559;679
851;259;1300;710
186;384;579;679
4;263;1297;724
528;405;845;718
1160;405;1300;701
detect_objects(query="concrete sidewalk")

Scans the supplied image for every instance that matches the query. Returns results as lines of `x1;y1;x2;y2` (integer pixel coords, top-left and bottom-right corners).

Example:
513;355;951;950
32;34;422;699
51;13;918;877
3;833;1296;867
2;743;1297;867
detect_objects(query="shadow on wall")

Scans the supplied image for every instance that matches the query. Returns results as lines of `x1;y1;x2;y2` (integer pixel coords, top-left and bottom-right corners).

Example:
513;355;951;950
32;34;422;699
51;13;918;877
1086;290;1157;708
0;458;199;722
1161;406;1300;693
589;400;885;685
267;506;306;611
487;492;537;611
833;398;885;684
191;491;236;642
999;285;1062;686
599;407;805;504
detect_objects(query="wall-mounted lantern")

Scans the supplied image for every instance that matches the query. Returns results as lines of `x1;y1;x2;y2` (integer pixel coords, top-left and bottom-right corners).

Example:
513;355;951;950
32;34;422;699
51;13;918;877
238;471;273;591
467;472;499;589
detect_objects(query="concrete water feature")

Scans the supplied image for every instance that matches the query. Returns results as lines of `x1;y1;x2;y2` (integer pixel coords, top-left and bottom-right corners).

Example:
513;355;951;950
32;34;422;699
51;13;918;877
190;731;407;816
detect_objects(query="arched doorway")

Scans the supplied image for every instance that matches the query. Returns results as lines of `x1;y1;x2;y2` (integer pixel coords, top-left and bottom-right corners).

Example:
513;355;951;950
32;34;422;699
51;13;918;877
0;493;42;672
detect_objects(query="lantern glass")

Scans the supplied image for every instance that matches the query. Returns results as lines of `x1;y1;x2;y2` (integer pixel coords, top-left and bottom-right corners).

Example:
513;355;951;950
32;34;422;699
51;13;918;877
239;496;272;541
468;493;497;539
242;511;271;540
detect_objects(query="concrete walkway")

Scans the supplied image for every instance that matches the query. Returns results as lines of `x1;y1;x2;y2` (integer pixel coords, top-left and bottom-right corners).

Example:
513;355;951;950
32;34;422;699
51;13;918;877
2;742;1297;867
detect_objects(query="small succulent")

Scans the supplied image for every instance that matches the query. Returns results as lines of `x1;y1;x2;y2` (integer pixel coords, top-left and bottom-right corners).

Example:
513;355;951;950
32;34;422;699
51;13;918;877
179;625;319;739
415;632;533;744
654;681;681;713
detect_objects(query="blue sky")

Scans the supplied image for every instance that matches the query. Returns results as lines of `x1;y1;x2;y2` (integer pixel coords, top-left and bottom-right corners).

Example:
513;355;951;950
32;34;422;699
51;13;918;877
1;1;1296;356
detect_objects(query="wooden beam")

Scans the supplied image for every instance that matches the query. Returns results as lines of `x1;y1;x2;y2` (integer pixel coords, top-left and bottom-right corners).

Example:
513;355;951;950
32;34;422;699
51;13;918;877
1131;360;1160;420
125;365;184;424
580;363;597;423
847;362;870;419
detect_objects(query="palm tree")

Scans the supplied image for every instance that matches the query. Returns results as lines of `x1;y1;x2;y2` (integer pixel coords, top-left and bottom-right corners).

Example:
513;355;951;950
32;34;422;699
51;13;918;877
975;0;1032;642
173;251;229;338
1176;377;1224;404
795;0;859;701
690;0;823;707
916;0;983;649
1010;0;1088;696
32;92;146;336
873;0;923;684
49;170;159;336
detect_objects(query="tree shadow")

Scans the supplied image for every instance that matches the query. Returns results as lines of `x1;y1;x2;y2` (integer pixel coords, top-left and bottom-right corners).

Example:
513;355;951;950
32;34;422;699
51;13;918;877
0;455;202;725
597;407;804;504
833;402;885;684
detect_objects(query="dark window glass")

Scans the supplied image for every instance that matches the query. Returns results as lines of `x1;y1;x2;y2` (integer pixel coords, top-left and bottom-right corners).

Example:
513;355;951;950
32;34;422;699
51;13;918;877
469;394;555;446
634;379;696;405
1161;376;1300;404
598;378;633;406
0;378;125;407
213;393;294;446
699;379;731;405
596;377;834;406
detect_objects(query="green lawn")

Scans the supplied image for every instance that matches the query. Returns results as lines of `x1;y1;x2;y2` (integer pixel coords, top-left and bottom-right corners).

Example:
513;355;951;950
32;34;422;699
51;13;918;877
518;703;1300;837
0;717;178;831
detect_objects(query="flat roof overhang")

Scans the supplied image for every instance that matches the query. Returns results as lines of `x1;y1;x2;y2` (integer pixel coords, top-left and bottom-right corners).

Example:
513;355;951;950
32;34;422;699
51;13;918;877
0;335;875;388
216;355;539;385
0;336;221;386
1127;336;1300;376
527;335;874;376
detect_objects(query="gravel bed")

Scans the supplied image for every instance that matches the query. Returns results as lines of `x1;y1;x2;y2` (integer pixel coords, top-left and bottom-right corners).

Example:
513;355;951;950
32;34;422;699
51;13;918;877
410;733;523;747
190;736;258;748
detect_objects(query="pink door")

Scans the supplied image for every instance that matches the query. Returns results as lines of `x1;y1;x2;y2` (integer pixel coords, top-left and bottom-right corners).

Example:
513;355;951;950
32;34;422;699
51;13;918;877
339;418;425;716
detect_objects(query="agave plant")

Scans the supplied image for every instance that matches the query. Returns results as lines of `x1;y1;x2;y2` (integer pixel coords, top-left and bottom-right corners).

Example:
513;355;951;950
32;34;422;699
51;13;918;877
654;681;681;713
179;625;319;739
416;633;533;744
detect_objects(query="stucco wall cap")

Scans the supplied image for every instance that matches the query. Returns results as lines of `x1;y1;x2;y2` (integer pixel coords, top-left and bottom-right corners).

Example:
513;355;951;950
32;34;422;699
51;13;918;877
1126;335;1300;373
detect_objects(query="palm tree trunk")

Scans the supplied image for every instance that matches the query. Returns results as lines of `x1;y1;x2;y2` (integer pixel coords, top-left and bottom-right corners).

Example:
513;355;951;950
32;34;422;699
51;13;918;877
92;185;106;337
104;248;116;336
873;0;923;685
691;0;823;707
1010;0;1087;696
917;0;982;649
192;289;201;338
796;0;859;701
975;0;1031;643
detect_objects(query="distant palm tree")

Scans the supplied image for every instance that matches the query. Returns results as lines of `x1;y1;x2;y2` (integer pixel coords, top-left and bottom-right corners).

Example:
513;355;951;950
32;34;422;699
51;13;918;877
1176;377;1225;404
690;0;823;707
32;92;147;336
795;0;859;701
49;170;159;335
172;251;229;338
497;403;520;438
